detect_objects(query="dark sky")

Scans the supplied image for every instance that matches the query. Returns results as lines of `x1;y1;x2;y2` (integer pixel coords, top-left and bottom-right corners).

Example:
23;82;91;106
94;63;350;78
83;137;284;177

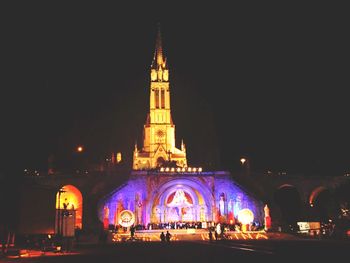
1;2;349;176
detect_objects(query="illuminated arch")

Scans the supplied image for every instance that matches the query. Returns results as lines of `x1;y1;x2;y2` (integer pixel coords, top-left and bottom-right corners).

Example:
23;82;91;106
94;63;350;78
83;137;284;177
154;178;213;208
194;189;205;205
309;186;327;206
56;185;83;229
148;178;214;223
277;184;296;190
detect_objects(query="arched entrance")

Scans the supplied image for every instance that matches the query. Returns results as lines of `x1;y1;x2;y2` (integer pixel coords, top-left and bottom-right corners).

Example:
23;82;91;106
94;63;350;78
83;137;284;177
149;178;213;224
274;184;301;231
56;185;83;231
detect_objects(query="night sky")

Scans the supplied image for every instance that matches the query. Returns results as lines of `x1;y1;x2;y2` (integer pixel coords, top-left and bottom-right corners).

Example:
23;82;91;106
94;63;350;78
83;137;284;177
1;2;349;177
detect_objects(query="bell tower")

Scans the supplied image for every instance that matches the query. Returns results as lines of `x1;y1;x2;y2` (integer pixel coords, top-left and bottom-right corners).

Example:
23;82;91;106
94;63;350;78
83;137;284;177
133;25;187;170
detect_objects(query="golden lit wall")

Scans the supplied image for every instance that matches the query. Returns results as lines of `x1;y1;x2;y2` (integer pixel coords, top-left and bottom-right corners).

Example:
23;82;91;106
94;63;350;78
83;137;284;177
56;185;83;229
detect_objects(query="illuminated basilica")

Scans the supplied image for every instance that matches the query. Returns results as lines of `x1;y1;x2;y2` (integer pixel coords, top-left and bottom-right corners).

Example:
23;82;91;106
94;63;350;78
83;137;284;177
97;27;264;228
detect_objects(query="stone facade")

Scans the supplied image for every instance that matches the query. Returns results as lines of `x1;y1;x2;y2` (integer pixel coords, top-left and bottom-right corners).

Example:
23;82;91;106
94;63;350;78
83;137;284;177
98;171;264;227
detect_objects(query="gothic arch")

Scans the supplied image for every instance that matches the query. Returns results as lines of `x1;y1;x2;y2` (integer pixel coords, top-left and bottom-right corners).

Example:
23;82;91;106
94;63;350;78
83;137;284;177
309;186;328;206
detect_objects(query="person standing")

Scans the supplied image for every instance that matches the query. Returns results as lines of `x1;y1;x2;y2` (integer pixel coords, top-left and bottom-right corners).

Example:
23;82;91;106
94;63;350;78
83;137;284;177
214;230;218;241
208;230;213;242
130;225;135;239
165;231;171;242
160;232;165;242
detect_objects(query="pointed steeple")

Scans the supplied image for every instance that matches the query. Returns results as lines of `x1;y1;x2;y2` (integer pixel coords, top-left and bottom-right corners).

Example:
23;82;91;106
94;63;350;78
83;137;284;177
155;23;163;67
134;142;138;157
181;139;186;152
133;25;187;170
151;24;169;82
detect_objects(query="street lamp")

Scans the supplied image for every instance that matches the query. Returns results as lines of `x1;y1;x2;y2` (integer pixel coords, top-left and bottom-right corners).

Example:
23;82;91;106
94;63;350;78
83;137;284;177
75;146;85;173
57;188;66;237
76;146;84;153
240;157;250;176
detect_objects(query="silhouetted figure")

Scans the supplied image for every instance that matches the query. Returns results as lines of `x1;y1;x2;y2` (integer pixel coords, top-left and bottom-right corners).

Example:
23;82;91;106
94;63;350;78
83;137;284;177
208;230;213;242
214;230;218;240
130;225;135;239
220;224;225;238
160;232;165;242
165;231;171;242
63;198;69;210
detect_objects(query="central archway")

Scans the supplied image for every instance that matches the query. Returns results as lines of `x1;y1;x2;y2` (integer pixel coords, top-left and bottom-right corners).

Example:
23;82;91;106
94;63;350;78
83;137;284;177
148;178;214;224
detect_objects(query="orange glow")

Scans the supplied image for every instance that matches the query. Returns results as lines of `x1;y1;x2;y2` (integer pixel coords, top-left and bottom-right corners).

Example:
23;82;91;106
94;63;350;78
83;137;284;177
56;185;83;228
240;232;248;239
233;232;268;240
256;233;268;239
77;146;83;152
110;231;268;242
116;152;122;163
309;186;327;206
240;158;246;164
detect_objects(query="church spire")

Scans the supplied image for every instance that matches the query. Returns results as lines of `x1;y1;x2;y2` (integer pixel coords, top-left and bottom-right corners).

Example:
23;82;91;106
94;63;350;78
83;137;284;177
151;23;168;82
133;25;187;170
134;141;138;157
155;23;164;67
